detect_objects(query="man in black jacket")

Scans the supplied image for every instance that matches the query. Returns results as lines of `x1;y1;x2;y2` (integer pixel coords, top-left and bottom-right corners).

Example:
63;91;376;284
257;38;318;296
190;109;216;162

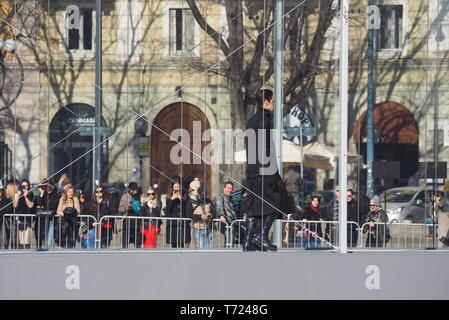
243;89;287;251
346;189;359;247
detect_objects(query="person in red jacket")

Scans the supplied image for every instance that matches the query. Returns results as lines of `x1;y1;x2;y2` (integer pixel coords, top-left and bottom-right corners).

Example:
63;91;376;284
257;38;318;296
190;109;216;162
141;187;162;248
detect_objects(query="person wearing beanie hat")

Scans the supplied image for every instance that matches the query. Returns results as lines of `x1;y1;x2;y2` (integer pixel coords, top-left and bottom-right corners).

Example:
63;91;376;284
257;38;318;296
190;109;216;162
189;178;201;193
363;195;390;247
370;195;381;207
186;183;213;248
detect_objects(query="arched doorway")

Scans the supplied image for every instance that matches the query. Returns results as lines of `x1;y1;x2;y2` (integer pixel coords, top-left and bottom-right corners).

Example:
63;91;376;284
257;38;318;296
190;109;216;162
353;101;419;190
151;103;211;196
49;103;109;192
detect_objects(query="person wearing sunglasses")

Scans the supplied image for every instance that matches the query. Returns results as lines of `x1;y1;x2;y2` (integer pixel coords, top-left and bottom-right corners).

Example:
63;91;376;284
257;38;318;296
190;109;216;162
363;196;390;248
14;179;35;249
141;187;162;248
93;188;113;249
346;189;359;248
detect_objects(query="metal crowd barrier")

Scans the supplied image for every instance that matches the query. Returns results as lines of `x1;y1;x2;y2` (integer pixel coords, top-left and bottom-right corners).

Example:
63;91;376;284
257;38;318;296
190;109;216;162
1;214;97;250
99;216;195;249
275;220;360;249
0;214;445;250
360;222;441;249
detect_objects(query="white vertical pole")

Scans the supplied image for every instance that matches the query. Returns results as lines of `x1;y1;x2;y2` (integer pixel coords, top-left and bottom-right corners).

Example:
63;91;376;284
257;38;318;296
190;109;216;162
339;0;349;254
274;0;284;176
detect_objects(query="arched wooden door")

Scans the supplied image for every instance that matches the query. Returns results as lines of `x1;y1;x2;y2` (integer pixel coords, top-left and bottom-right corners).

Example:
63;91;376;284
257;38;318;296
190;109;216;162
151;103;211;196
353;101;419;184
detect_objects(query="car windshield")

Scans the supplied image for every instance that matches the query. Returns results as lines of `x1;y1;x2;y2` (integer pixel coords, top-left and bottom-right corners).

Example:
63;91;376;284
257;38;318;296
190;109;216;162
384;190;416;203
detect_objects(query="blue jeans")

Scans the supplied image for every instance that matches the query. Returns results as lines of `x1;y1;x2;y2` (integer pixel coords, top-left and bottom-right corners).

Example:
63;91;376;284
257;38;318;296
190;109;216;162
80;228;96;249
194;228;212;248
295;234;306;248
295;234;321;248
425;218;435;232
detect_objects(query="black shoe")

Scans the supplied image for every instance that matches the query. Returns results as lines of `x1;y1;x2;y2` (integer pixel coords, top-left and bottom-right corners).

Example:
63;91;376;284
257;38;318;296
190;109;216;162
439;237;449;247
243;217;261;251
252;234;277;251
250;215;278;251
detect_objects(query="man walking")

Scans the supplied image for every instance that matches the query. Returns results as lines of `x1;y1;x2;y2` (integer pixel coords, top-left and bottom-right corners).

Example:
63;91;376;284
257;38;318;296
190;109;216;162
243;89;287;251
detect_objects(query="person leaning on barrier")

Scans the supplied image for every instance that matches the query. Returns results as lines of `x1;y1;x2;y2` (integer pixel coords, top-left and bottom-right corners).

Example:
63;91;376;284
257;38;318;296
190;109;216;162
141;186;162;249
56;184;81;249
363;196;390;248
35;180;59;250
14;179;35;249
300;195;323;248
213;181;238;246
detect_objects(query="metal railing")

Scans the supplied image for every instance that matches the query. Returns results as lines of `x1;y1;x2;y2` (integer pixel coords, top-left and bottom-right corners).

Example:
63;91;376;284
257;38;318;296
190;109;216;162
0;214;447;250
360;221;441;249
1;214;97;250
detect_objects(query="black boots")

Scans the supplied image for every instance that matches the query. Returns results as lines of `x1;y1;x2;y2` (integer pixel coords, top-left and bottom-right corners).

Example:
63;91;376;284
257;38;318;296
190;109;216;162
439;237;449;247
251;215;277;251
243;216;259;251
242;215;278;252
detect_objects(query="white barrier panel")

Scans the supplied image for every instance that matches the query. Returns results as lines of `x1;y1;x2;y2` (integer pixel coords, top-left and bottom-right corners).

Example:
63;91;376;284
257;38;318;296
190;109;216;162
360;222;440;249
1;214;97;250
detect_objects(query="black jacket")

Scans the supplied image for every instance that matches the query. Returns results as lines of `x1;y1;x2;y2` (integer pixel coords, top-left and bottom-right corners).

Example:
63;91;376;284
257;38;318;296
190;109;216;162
36;191;60;217
245;108;278;178
165;196;191;245
302;205;323;235
141;202;162;228
245;108;287;217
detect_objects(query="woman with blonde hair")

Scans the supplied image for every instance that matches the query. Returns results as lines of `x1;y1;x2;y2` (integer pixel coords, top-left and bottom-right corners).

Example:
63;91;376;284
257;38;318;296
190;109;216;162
57;173;71;193
141;186;162;248
56;184;80;248
1;182;16;249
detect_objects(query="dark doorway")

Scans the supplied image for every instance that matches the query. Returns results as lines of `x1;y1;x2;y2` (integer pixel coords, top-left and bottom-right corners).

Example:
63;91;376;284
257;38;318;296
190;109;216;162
49;103;109;193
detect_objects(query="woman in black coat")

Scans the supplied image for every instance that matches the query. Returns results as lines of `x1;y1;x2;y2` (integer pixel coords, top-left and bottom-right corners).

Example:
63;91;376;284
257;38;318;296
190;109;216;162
165;181;190;248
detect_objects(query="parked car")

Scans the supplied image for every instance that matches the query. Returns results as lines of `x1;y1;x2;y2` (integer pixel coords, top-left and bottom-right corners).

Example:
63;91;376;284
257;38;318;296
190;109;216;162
380;187;446;223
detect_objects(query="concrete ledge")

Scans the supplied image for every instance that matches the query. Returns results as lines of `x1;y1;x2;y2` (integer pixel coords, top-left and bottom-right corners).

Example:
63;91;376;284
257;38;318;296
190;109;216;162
1;250;449;299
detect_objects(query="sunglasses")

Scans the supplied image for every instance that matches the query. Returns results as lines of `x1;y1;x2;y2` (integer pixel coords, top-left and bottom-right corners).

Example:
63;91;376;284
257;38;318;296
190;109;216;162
95;190;103;193
147;192;155;196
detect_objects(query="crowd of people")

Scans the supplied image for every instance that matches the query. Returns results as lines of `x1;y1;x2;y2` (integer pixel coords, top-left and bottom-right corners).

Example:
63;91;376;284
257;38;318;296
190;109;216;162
0;171;250;250
0;88;447;251
0;172;448;250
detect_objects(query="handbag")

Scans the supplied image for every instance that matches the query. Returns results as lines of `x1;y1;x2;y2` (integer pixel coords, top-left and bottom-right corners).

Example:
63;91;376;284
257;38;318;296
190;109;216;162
63;206;77;217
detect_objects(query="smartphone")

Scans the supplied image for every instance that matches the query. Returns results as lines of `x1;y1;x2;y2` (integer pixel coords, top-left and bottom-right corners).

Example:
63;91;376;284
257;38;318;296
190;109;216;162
18;185;26;191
